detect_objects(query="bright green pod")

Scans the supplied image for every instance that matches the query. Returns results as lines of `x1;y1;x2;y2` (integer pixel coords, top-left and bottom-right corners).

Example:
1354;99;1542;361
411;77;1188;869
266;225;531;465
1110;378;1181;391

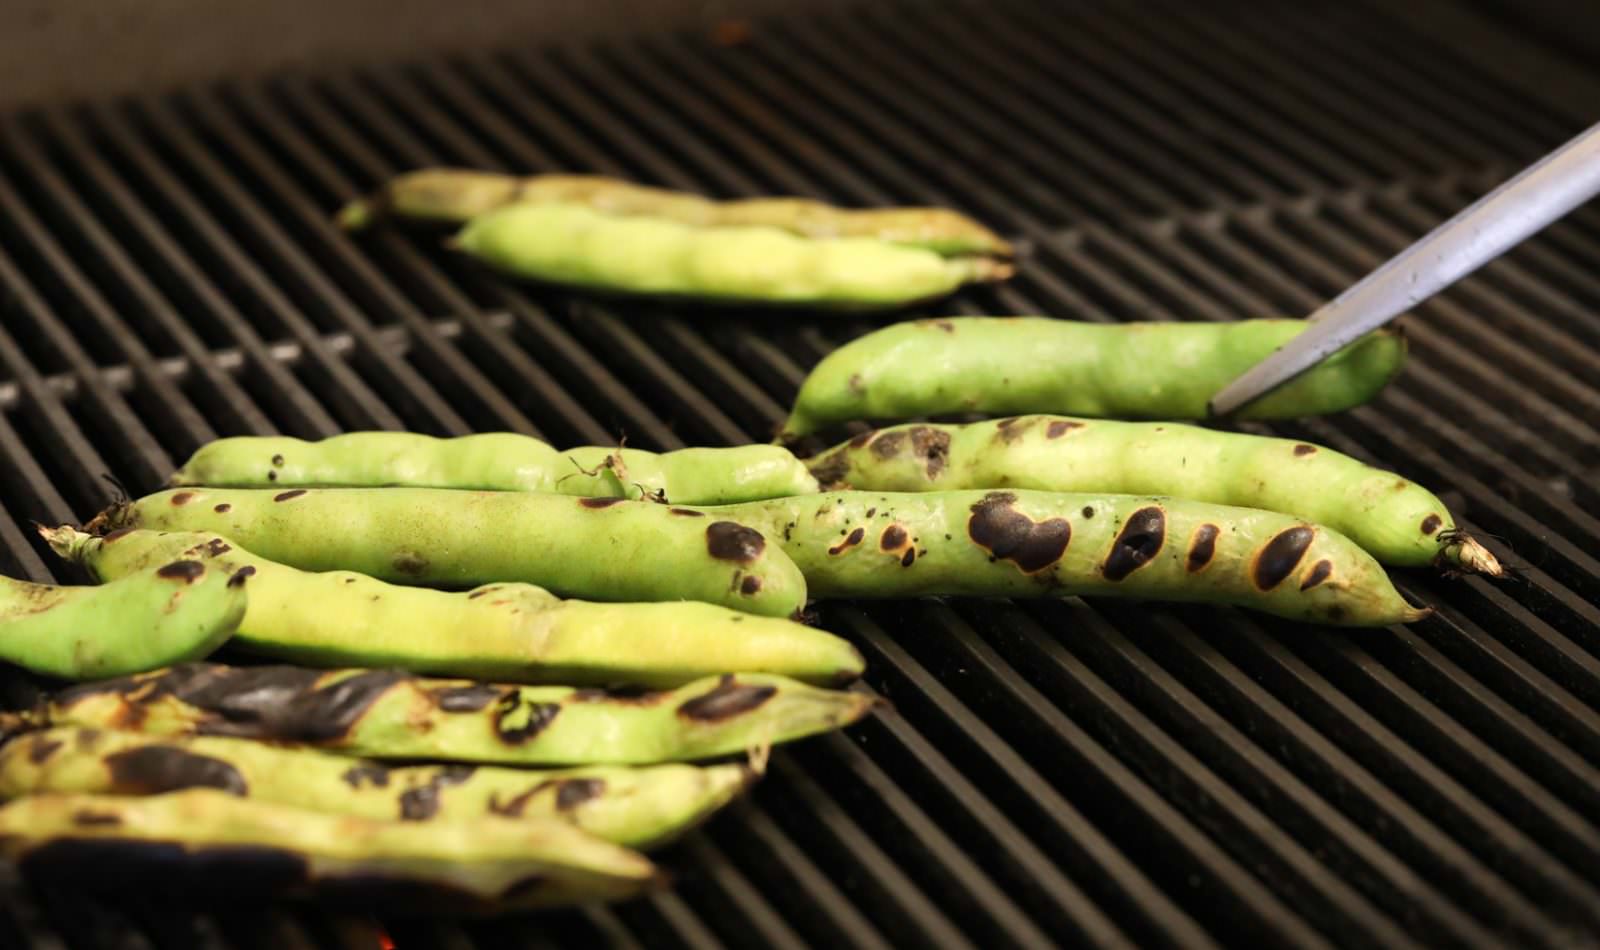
778;317;1408;439
701;490;1430;627
45;526;863;687
1;727;753;850
88;487;806;618
453;203;1012;310
338;168;1013;257
807;417;1501;576
167;432;819;505
0;788;656;913
0;560;247;680
25;663;876;765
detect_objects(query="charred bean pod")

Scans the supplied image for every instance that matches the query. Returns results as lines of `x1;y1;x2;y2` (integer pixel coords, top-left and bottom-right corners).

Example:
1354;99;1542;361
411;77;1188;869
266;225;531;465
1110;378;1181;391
807;417;1500;576
338;168;1012;257
701;490;1428;626
779;317;1407;439
453;203;1011;310
168;432;818;504
1;727;753;850
25;663;875;765
0;788;656;913
88;487;806;618
45;526;862;687
0;561;247;680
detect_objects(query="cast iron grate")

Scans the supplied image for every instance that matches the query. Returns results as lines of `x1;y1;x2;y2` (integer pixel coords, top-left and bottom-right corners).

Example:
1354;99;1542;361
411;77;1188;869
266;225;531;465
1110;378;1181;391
1;0;1599;946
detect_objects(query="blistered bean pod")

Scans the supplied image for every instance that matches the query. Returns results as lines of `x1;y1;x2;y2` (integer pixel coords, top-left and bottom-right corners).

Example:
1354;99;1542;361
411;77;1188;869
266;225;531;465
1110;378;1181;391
453;203;1012;310
779;318;1408;439
337;168;1012;257
88;487;805;618
167;431;818;504
1;727;753;850
699;490;1428;626
807;417;1501;576
0;788;655;913
0;560;247;680
45;526;862;687
25;663;875;765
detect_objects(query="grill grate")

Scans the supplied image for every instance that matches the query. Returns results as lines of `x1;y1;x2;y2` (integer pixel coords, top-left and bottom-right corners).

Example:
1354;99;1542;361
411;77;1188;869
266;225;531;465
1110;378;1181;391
3;0;1600;946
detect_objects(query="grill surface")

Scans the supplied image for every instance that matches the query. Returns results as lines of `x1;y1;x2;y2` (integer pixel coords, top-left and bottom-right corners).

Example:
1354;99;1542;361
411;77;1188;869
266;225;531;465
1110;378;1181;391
2;0;1600;946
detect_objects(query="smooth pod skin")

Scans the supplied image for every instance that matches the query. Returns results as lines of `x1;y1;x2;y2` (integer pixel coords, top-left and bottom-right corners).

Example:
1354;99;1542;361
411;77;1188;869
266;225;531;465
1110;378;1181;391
701;490;1429;626
807;417;1501;576
169;432;819;504
0;788;656;913
778;318;1408;439
88;487;806;618
453;203;1012;310
26;663;876;765
46;527;863;687
338;168;1013;257
1;727;754;850
0;562;247;680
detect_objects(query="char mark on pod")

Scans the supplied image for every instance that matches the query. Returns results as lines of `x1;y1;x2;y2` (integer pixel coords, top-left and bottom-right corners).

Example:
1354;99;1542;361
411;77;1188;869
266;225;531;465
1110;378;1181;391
579;497;625;509
27;736;63;764
1253;526;1316;591
871;431;907;459
1421;514;1442;535
966;492;1070;574
491;693;562;745
272;490;307;502
160;665;410;743
706;523;765;563
829;527;866;556
669;507;706;517
398;765;477;820
104;746;249;796
678;675;777;722
1102;507;1167;582
1293;444;1316;456
429;684;505;713
907;426;951;479
213;504;231;513
557;778;606;810
156;560;206;583
341;762;392;788
227;566;255;588
170;492;196;506
740;575;763;595
1186;524;1220;573
808;451;852;490
1046;420;1082;439
102;527;135;543
993;417;1035;444
1300;559;1334;591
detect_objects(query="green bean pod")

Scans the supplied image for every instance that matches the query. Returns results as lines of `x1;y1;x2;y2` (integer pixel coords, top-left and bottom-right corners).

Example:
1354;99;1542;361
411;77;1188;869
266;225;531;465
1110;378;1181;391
701;490;1428;626
45;526;862;687
337;168;1013;257
25;663;875;765
88;487;806;618
779;318;1408;439
1;727;753;850
0;560;247;680
453;203;1012;310
807;417;1501;576
0;788;656;913
168;432;819;504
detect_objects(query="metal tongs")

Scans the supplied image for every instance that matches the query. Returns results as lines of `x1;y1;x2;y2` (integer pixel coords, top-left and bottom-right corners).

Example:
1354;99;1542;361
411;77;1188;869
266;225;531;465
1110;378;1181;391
1207;120;1600;418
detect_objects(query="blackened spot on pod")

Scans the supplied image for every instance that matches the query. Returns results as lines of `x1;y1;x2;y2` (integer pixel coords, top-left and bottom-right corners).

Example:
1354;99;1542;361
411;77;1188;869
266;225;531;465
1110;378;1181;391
272;490;307;503
828;527;865;556
175;666;410;743
847;373;864;394
570;685;669;705
908;426;952;479
679;675;778;722
492;693;562;745
1293;444;1317;456
487;781;551;818
881;524;909;551
228;566;255;588
707;523;765;563
430;684;504;713
994;417;1034;443
392;551;429;576
104;746;248;796
931;319;956;333
27;736;62;763
267;471;277;482
901;549;916;567
556;778;606;810
1254;526;1316;591
1300;559;1334;591
398;765;477;820
740;575;763;595
467;588;495;600
213;504;231;514
1102;507;1166;582
808;451;850;489
579;497;624;509
204;539;232;557
967;492;1071;574
1047;420;1082;439
171;492;196;506
271;454;285;467
848;430;874;449
1187;524;1220;573
871;431;907;459
72;809;122;827
341;762;391;788
102;527;134;543
156;560;205;583
865;507;876;518
1421;514;1442;535
669;507;706;517
1081;507;1094;519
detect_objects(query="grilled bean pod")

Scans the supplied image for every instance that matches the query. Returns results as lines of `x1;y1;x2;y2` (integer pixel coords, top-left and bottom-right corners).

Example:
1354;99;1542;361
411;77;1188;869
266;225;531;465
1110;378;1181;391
0;561;247;679
1;727;753;849
45;526;862;687
23;663;875;765
168;431;819;504
807;417;1500;576
779;318;1407;439
453;203;1011;310
700;490;1428;626
0;788;655;912
88;487;805;618
337;168;1012;257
